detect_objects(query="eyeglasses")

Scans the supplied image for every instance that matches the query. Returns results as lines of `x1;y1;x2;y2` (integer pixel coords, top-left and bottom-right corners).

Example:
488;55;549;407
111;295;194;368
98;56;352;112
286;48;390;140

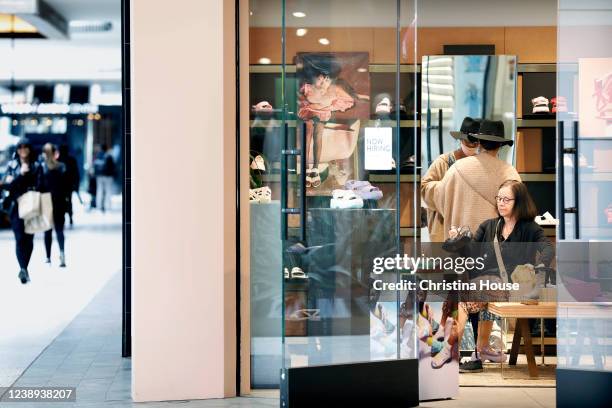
495;196;515;204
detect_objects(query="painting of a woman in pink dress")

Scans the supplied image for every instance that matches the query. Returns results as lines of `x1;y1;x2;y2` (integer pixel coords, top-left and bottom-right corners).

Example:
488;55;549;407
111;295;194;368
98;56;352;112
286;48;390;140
297;54;370;188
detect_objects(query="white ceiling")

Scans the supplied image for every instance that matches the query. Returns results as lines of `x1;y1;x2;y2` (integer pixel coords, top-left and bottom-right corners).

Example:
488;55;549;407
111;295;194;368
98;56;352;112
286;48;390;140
0;0;121;83
251;0;557;27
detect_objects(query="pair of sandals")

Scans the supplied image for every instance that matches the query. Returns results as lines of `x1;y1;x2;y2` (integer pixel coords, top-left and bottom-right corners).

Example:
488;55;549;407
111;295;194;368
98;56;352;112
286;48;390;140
249;186;271;203
306;168;321;188
345;179;383;200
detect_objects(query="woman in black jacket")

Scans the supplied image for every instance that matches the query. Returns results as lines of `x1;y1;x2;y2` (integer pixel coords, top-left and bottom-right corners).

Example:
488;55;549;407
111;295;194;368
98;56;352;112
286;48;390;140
0;138;41;284
41;143;69;267
448;179;554;373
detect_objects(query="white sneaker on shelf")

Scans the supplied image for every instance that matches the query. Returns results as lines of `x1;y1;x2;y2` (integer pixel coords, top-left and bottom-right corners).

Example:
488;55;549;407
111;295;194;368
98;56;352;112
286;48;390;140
330;189;364;209
532;96;550;114
535;211;559;226
290;267;308;279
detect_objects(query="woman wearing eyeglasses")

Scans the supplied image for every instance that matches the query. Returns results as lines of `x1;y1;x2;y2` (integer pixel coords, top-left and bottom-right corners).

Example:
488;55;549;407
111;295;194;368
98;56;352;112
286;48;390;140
448;179;554;373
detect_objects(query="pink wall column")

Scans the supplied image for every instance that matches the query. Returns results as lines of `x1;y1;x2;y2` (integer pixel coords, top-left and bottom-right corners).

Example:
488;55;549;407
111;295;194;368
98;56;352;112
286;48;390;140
130;0;236;401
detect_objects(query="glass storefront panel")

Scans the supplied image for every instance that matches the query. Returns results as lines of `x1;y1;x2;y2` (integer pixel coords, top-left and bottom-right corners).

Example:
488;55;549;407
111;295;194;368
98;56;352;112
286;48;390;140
248;0;418;390
279;0;418;371
557;0;612;374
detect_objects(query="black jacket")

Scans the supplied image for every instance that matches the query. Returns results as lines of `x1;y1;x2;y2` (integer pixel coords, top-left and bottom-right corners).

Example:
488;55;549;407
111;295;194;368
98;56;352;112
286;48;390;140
1;158;41;214
40;162;69;211
463;217;554;281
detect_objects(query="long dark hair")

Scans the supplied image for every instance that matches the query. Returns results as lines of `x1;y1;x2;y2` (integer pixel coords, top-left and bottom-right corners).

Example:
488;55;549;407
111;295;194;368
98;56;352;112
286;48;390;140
498;180;537;221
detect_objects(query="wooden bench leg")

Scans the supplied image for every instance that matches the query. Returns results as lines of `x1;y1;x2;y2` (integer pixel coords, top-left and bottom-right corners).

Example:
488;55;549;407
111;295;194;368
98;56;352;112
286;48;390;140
520;318;539;378
509;319;522;366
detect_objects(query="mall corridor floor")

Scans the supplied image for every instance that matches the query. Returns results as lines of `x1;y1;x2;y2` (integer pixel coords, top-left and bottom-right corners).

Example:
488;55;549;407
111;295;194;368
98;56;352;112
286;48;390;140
0;204;122;388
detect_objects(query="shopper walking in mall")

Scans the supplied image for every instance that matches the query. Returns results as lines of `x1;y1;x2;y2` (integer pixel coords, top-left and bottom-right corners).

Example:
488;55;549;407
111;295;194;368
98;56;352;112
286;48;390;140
429;119;521;372
94;144;116;212
447;180;554;373
0;138;41;284
40;143;69;267
59;145;80;227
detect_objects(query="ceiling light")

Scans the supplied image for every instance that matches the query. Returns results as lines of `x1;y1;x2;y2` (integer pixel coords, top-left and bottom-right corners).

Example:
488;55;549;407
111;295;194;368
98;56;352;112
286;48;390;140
296;28;307;37
258;57;271;64
357;68;367;73
292;12;306;18
318;38;330;45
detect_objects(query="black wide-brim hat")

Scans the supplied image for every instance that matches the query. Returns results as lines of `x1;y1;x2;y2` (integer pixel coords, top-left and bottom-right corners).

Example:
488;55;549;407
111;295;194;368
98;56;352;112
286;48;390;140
474;119;514;146
450;117;481;140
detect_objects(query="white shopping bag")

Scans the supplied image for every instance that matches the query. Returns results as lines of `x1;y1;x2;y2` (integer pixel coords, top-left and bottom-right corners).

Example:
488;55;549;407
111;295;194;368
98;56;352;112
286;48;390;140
17;191;41;220
24;193;53;234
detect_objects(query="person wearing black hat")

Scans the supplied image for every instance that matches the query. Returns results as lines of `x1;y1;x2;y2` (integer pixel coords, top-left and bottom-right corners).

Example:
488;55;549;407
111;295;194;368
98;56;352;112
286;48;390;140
422;117;481;242
0;137;41;284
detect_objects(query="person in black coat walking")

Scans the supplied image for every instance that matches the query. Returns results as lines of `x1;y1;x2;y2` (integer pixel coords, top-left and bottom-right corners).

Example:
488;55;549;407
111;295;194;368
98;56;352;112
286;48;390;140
40;143;69;267
0;138;41;283
59;145;80;226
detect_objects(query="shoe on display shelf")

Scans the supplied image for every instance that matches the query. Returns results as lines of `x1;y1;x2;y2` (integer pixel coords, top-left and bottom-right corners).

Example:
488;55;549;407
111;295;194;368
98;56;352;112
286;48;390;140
344;180;383;201
535;211;559;226
250;155;266;171
252;101;273;113
551;96;567;113
531;96;550;114
288;309;321;321
375;97;391;114
306;168;321;188
330;189;364;209
290;267;308;279
249;186;272;203
459;358;483;373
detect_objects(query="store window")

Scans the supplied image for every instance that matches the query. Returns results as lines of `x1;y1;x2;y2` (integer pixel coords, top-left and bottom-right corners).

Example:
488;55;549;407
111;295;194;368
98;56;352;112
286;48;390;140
247;0;418;392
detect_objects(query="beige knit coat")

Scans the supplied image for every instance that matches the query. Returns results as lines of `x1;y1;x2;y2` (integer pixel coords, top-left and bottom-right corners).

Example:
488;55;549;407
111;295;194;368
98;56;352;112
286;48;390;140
421;152;455;242
426;152;521;240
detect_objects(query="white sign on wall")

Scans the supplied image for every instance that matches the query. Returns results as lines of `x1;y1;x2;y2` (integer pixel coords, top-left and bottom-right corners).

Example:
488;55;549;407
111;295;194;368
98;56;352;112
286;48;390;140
364;127;393;170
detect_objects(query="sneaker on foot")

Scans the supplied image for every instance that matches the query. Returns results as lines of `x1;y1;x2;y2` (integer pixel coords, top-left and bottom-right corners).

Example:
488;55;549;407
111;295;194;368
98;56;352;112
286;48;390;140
459;359;483;373
471;349;507;363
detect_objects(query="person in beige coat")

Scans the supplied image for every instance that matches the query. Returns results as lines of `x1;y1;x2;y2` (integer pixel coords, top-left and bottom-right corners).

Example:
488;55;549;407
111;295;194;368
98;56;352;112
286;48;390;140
421;117;481;242
430;120;521;240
